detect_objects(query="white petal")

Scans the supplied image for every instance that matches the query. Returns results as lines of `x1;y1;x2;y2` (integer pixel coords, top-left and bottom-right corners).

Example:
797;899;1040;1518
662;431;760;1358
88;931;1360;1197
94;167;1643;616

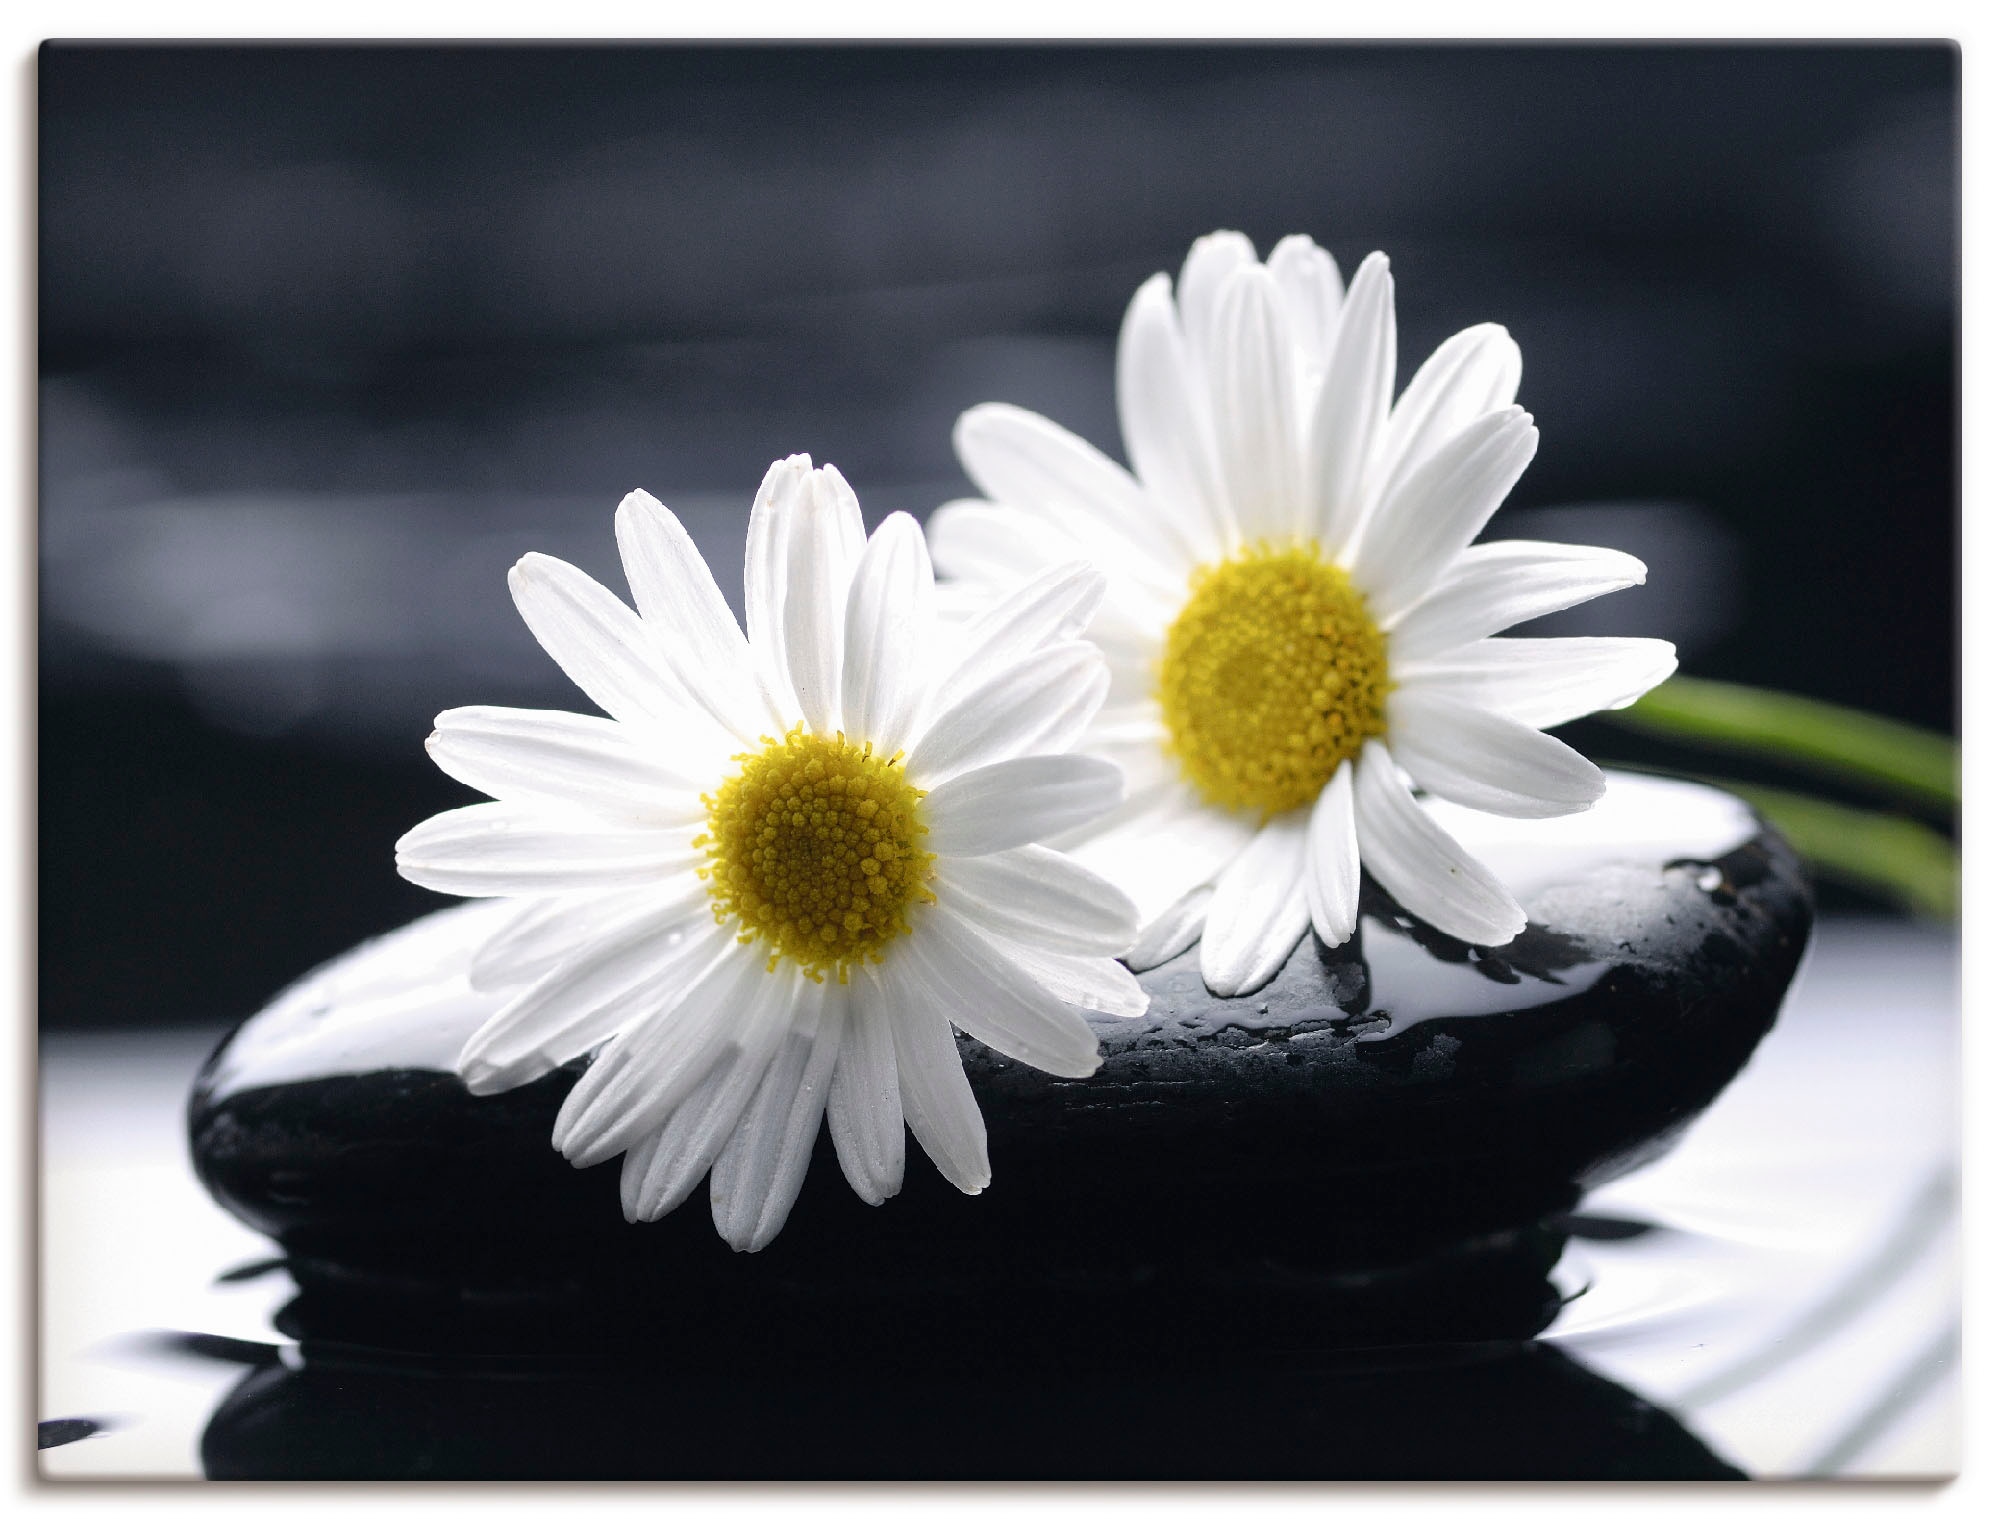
961;560;1106;648
1008;943;1150;1019
1061;787;1256;927
924;499;1071;588
1349;406;1539;625
932;577;999;628
928;561;1107;715
1368;323;1524;516
395;802;692;897
621;1051;754;1223
1386;540;1648;660
743;455;814;728
457;900;718;1093
1033;662;1111;758
826;987;905;1206
507;552;688;731
1123;884;1212;972
1115;272;1230;564
953;403;1144;536
617;1123;668;1221
904;641;1107;786
922;754;1124;855
622;963;800;1221
711;976;841;1252
1085;724;1175;799
427;706;704;824
1266;233;1344;382
952;405;1191;605
1199;811;1312;997
840;512;935;755
1093;632;1163;709
1207;265;1302;542
615;488;776;744
1081;687;1167;742
930;844;1139;956
1354;739;1525;945
1388;687;1607;820
783;465;867;735
1310;251;1396;557
902;907;1103;1078
1176;229;1259;375
873;957;990;1195
1305;760;1361;948
1395;636;1679;729
469;887;663;992
551;941;767;1167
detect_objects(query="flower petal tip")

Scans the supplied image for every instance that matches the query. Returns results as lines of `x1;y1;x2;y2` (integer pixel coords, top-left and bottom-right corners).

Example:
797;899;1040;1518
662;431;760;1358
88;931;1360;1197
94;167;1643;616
1474;909;1530;948
1201;972;1264;999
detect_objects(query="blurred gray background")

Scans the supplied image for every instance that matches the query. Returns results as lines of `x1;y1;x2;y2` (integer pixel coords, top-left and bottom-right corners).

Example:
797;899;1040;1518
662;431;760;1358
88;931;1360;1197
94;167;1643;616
39;43;1957;1029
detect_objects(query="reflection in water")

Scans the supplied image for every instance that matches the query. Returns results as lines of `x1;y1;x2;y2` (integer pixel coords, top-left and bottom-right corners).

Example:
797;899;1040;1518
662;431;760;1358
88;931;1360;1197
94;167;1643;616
1799;1318;1960;1479
137;1205;1750;1476
1348;894;1608;1042
122;1330;284;1371
169;1247;1743;1481
37;1418;110;1450
213;1258;291;1285
40;918;1959;1480
1556;1213;1660;1242
1547;1199;1962;1481
1544;920;1960;1476
1677;1166;1955;1410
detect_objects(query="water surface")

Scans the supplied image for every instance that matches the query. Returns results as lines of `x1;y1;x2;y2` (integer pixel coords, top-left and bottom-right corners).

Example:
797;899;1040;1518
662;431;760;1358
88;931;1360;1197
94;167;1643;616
38;917;1957;1478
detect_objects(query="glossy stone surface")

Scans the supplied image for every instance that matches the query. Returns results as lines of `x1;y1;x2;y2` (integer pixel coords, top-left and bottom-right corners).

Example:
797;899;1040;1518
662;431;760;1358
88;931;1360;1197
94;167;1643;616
188;773;1810;1352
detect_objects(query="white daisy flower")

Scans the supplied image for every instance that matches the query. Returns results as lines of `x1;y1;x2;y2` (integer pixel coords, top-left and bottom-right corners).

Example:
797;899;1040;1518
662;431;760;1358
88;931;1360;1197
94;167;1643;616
394;455;1144;1252
927;231;1679;998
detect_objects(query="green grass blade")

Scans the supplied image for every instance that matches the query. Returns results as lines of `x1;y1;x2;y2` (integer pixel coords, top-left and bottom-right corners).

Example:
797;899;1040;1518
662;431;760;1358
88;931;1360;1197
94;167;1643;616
1719;781;1960;920
1602;677;1959;813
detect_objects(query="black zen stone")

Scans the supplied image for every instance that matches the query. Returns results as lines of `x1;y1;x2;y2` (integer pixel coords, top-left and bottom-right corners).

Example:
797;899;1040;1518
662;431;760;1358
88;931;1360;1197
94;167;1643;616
189;773;1809;1362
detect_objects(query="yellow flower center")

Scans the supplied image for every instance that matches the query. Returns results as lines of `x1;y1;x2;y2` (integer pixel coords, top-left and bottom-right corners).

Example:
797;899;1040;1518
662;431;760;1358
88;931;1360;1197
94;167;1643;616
695;726;936;982
1156;543;1391;818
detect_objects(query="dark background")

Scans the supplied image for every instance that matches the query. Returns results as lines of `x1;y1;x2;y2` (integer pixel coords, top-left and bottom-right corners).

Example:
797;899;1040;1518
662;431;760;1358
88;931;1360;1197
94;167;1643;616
39;43;1958;1030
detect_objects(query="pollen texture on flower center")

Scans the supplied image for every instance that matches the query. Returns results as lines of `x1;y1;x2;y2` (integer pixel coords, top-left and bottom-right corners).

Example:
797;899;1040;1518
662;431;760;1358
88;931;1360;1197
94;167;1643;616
696;726;936;980
1156;543;1391;818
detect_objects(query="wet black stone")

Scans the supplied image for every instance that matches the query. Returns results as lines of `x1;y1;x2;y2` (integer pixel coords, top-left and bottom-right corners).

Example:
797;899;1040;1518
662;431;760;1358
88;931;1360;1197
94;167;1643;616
188;774;1810;1358
195;1334;1745;1480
